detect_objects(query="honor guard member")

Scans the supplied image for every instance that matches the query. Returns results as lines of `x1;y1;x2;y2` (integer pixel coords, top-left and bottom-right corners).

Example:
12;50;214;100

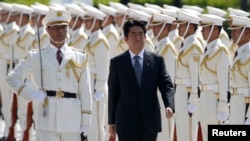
161;8;182;51
6;9;92;141
228;16;250;124
30;4;50;50
0;3;20;141
81;5;110;141
227;8;250;59
150;13;177;141
199;14;231;141
65;4;88;50
98;4;119;59
206;6;232;48
11;4;35;141
175;10;203;141
108;1;129;35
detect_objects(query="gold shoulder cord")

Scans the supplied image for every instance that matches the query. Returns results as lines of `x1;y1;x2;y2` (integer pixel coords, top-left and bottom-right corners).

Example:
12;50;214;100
87;39;110;56
160;44;178;58
236;57;250;80
68;54;88;83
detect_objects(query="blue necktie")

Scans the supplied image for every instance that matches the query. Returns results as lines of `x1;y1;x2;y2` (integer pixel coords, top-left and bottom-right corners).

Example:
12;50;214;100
134;56;142;86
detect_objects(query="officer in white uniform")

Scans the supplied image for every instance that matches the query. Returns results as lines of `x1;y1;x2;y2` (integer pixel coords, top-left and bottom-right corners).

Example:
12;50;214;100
11;4;35;141
174;10;203;141
150;13;177;141
206;6;232;48
0;3;20;141
6;9;92;141
65;4;88;50
228;15;250;124
81;5;110;141
198;14;231;141
98;4;119;59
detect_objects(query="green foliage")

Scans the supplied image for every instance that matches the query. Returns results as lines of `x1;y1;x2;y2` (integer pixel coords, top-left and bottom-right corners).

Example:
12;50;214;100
0;0;49;5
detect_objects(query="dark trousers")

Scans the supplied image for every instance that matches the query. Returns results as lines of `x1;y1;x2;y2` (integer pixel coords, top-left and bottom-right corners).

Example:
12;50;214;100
117;113;157;141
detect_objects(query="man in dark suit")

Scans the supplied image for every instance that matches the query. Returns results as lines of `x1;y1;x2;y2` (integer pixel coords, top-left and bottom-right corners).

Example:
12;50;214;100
108;20;175;141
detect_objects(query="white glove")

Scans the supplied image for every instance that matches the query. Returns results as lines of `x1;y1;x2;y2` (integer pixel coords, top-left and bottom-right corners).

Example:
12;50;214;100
31;90;46;102
81;125;90;136
217;112;229;123
187;103;197;113
245;118;250;125
94;91;104;101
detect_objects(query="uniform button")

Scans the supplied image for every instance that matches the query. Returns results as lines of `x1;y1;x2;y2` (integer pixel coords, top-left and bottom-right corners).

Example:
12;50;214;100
58;78;61;81
58;70;61;72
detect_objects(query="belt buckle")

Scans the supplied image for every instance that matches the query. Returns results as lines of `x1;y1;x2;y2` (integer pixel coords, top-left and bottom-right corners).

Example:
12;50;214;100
56;91;64;98
202;85;207;91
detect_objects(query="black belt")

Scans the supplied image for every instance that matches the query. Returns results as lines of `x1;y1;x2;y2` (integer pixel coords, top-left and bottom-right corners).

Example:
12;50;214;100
46;91;76;98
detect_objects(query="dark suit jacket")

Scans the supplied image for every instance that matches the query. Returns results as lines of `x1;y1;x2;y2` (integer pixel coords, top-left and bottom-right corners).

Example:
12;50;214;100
108;50;175;135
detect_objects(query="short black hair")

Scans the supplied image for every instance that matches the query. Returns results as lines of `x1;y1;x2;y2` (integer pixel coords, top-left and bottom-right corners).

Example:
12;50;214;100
123;20;146;38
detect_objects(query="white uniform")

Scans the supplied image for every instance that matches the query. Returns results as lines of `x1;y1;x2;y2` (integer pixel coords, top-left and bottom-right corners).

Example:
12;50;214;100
229;42;250;124
175;34;203;141
86;29;110;141
31;26;50;49
155;37;177;141
0;21;19;138
6;44;92;141
12;22;35;141
68;26;88;50
199;39;231;141
102;24;119;58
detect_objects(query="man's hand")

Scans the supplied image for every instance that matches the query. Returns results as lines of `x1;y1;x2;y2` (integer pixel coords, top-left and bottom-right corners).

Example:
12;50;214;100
165;107;173;118
109;125;116;139
93;91;104;101
31;90;46;102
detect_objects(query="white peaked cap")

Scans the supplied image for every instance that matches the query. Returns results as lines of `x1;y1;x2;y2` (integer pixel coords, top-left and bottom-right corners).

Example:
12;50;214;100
42;9;71;26
82;5;106;20
182;5;204;13
228;15;250;29
151;12;175;24
128;8;151;22
140;6;161;15
199;14;225;26
144;3;163;11
127;2;144;10
65;4;86;17
206;6;227;17
176;10;201;24
228;7;250;17
0;2;12;11
163;4;179;11
109;1;128;15
161;9;178;18
31;4;49;15
98;3;117;16
12;3;33;15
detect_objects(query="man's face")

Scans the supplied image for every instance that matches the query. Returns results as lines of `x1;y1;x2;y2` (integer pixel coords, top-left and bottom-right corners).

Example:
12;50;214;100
230;27;243;44
178;23;187;37
83;18;94;30
201;25;211;41
124;26;146;50
46;25;68;42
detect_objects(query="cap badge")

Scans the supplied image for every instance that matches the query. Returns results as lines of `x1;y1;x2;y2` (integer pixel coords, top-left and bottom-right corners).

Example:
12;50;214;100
57;11;62;17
